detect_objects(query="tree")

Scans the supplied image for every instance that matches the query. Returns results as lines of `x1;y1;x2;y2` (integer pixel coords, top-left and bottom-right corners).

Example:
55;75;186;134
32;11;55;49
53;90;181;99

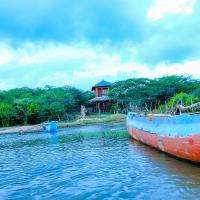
0;103;12;127
109;76;200;113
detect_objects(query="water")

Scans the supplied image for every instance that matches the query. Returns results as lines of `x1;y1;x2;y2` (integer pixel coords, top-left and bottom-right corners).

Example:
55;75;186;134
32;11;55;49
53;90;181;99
0;123;200;200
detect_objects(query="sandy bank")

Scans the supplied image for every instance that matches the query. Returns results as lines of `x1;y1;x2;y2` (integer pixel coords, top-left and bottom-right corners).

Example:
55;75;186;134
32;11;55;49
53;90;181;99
0;125;41;134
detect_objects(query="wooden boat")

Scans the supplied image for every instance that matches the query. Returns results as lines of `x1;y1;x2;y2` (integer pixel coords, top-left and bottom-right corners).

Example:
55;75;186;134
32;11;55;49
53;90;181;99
127;112;200;162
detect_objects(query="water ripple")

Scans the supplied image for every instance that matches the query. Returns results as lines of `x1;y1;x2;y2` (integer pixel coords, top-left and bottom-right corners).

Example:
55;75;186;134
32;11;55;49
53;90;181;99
0;124;200;200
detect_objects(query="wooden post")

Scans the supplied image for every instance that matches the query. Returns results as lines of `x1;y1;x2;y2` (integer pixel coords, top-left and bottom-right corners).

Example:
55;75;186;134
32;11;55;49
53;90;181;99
95;88;98;97
98;103;101;113
102;102;105;112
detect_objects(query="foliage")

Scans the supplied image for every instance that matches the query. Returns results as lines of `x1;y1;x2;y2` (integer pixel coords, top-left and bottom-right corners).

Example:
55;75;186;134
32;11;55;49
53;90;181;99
193;88;200;99
167;92;199;107
156;92;200;113
0;103;12;127
0;75;199;127
109;75;200;113
0;86;93;127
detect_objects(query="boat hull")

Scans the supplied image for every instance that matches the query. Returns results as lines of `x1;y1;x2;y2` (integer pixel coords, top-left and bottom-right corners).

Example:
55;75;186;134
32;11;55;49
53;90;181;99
127;115;200;162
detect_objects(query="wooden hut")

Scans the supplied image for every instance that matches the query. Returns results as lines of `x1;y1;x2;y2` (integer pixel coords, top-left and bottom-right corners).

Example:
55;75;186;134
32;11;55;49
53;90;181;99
90;80;112;112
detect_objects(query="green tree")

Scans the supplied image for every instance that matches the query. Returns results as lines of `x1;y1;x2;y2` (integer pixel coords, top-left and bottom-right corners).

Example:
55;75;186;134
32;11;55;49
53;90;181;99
0;103;12;127
109;76;200;113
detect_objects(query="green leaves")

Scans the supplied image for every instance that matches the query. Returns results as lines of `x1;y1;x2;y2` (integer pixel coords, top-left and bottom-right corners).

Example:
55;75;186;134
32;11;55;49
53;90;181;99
0;86;92;127
109;75;200;112
168;92;199;107
0;103;12;127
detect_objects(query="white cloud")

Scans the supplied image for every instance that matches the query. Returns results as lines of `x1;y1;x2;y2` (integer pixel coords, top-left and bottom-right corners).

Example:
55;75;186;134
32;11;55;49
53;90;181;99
0;41;199;90
73;59;200;81
148;0;197;20
148;60;200;78
0;44;15;65
37;72;73;87
0;41;115;67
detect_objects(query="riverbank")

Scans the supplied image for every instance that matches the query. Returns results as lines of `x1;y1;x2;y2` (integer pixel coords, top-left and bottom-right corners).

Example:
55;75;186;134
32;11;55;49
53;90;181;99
59;113;126;128
0;114;126;134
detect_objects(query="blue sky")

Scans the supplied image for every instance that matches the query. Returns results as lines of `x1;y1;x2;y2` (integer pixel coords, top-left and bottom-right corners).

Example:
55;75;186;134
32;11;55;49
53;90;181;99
0;0;199;90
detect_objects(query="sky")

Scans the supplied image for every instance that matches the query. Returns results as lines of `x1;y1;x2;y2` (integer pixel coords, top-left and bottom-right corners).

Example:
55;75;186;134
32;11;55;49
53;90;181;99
0;0;199;91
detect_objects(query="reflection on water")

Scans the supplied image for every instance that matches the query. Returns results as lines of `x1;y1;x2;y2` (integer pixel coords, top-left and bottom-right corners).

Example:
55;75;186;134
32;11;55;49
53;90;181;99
49;132;58;144
0;123;200;200
128;140;200;199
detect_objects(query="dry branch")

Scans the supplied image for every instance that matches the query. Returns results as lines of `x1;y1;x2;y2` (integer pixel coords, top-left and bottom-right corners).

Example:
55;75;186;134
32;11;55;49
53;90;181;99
177;102;200;111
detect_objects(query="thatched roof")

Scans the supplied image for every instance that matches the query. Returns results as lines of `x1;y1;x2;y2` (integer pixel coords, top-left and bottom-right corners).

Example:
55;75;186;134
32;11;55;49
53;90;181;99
90;96;111;103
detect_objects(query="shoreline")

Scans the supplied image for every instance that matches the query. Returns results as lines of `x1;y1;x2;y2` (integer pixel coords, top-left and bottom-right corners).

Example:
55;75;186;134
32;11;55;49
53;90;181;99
0;114;126;135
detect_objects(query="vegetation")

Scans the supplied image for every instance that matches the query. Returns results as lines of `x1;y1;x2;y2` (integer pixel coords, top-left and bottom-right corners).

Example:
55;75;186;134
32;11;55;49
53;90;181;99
0;86;94;127
156;92;200;113
109;75;200;113
0;75;200;128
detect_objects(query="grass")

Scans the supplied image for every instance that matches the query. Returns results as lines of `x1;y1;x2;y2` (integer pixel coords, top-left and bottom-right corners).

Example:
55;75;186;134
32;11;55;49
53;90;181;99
58;113;126;128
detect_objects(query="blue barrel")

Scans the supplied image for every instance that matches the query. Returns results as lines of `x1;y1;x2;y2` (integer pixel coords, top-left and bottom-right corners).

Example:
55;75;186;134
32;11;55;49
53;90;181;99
49;121;57;132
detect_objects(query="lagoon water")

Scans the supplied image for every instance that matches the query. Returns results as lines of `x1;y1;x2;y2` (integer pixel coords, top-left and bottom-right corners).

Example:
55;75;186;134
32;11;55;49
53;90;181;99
1;123;200;200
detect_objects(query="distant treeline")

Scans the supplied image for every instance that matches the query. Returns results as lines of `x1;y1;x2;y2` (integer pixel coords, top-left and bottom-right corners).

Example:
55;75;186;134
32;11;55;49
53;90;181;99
109;75;200;113
0;75;200;127
0;86;94;127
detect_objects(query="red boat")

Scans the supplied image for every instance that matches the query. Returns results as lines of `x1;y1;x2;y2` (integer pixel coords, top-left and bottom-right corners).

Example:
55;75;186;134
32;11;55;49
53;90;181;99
127;112;200;162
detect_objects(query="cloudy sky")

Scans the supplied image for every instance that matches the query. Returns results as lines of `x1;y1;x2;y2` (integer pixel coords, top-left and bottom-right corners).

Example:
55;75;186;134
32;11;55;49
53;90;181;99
0;0;199;90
